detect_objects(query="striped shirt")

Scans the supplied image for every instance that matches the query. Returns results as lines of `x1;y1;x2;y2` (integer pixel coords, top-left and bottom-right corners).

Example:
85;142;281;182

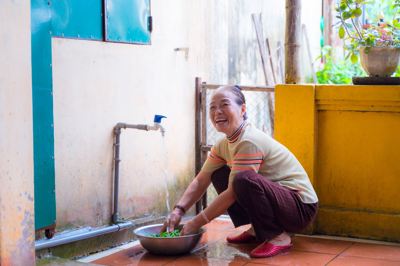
201;123;318;204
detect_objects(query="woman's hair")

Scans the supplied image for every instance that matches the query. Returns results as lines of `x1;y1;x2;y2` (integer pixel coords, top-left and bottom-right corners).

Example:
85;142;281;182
227;85;248;120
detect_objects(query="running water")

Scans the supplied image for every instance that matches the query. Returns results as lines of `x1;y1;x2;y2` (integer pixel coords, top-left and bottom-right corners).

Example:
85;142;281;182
160;136;171;212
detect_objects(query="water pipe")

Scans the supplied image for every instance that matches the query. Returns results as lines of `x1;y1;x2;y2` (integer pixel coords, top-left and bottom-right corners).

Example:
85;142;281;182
112;115;167;223
34;215;164;250
35;221;133;250
35;115;167;250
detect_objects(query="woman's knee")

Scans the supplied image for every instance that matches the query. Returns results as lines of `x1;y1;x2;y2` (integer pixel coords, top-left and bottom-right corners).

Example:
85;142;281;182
232;170;256;195
211;166;230;193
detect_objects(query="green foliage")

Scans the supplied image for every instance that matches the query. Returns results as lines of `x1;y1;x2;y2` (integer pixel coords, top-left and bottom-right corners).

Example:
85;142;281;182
314;46;365;84
151;229;181;238
364;0;400;21
336;0;400;62
394;65;400;77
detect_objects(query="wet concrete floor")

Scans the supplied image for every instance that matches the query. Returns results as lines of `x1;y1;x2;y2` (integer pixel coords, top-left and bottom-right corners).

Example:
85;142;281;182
80;218;400;265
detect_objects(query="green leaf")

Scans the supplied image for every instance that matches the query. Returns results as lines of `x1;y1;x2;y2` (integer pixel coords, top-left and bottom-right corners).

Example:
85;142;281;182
151;229;181;238
393;19;400;29
339;3;347;11
351;53;358;64
353;8;362;17
339;26;346;38
342;11;351;20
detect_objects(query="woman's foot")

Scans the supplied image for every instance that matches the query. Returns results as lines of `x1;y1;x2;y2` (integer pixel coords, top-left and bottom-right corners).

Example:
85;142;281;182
226;227;256;244
269;231;291;246
250;232;292;258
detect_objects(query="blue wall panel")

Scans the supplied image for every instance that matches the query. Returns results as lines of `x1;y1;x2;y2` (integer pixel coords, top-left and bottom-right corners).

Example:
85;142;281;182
31;0;56;230
51;0;103;40
105;0;151;44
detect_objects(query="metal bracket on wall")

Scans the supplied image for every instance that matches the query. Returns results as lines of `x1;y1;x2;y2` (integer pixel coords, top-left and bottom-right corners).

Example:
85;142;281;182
174;47;189;60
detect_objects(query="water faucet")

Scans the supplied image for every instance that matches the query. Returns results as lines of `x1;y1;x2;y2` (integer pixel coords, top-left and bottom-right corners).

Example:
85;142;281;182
147;115;167;137
114;115;167;136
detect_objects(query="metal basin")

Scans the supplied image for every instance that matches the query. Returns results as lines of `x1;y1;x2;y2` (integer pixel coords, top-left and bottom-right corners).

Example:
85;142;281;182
133;224;204;255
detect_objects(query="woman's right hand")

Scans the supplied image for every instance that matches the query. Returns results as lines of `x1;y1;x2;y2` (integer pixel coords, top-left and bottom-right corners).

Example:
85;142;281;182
160;208;184;233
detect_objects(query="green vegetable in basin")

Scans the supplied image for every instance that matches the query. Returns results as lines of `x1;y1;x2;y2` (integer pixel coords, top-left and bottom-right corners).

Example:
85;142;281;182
134;224;204;255
151;229;181;238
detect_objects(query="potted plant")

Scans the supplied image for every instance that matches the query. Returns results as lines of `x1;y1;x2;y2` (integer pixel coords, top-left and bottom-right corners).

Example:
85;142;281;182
337;0;400;77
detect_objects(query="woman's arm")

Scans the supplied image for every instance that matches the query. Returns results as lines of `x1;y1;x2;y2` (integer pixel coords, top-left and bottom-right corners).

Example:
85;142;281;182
175;170;212;212
181;184;236;235
162;170;212;231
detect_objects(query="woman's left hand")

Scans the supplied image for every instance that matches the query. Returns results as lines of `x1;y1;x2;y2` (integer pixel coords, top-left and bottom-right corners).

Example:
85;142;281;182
180;219;201;236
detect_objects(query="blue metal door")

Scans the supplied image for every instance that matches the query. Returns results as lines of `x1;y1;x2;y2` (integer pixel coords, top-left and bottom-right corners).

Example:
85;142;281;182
105;0;152;44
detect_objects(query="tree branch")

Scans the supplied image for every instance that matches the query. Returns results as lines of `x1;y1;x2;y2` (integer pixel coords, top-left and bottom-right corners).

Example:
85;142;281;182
345;2;364;40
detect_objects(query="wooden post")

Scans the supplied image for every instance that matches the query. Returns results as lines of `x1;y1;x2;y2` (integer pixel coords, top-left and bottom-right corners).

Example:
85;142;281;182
195;77;202;214
200;82;208;210
285;0;302;84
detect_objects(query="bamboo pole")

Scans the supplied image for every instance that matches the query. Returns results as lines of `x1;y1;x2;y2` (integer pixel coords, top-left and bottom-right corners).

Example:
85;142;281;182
277;41;285;84
252;13;274;86
302;24;317;83
251;13;275;136
285;0;302;84
266;38;277;84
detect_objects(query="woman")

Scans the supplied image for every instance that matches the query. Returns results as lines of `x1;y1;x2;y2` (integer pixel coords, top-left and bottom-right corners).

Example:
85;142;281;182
162;85;318;258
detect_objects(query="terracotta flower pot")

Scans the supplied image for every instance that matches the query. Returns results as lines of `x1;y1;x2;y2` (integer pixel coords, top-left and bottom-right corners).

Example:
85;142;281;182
359;46;400;77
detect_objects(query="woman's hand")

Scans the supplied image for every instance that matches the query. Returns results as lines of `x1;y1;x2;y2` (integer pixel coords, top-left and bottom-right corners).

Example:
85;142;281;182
160;208;184;233
180;219;201;236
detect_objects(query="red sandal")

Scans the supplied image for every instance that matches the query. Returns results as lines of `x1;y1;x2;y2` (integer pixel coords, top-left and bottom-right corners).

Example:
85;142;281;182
250;241;293;258
226;231;257;244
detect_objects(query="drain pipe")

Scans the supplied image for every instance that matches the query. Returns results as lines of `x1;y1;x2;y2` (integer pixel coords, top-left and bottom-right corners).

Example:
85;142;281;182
35;221;133;250
35;115;166;250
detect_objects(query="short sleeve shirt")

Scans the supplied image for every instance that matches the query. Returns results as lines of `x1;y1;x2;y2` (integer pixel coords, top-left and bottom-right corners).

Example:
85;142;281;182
201;123;318;204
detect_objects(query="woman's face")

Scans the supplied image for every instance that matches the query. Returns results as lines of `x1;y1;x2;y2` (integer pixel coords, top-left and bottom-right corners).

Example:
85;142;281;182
209;88;246;136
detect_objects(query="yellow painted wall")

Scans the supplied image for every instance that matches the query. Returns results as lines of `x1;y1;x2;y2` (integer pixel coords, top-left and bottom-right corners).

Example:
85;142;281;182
275;84;400;242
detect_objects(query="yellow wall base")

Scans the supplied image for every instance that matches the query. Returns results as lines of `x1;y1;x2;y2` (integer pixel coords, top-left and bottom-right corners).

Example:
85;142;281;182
275;84;400;242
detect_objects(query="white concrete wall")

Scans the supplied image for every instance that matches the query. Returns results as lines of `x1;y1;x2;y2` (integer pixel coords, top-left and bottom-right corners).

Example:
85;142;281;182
52;0;214;227
0;1;35;265
51;0;322;227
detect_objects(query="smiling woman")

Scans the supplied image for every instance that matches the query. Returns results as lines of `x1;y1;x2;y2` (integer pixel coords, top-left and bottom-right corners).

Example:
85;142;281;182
209;86;247;136
161;85;319;258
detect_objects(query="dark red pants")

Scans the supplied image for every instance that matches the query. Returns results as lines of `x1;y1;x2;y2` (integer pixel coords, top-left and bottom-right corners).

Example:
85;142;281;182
211;166;318;241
